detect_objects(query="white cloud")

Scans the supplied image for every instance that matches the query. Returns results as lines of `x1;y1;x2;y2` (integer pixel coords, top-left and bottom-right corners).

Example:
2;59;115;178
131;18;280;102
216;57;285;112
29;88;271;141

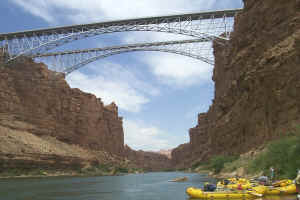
12;0;55;23
123;32;214;88
123;119;186;151
66;62;159;113
143;53;213;88
11;0;243;24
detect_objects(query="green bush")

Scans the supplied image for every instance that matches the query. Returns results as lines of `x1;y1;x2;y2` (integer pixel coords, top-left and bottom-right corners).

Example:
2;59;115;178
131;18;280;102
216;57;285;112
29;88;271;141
96;164;111;173
116;167;129;173
209;155;239;173
248;129;300;179
161;168;174;172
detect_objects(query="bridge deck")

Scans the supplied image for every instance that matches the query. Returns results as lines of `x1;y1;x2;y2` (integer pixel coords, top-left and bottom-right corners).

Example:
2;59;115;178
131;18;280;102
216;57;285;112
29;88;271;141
0;9;241;40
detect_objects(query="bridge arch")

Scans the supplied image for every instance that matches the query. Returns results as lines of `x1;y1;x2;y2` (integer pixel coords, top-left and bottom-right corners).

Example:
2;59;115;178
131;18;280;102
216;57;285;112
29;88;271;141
33;39;214;75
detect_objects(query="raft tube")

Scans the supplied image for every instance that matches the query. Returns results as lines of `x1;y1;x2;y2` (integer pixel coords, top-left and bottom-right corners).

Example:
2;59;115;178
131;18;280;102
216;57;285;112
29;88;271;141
186;187;261;199
272;179;293;187
265;184;297;195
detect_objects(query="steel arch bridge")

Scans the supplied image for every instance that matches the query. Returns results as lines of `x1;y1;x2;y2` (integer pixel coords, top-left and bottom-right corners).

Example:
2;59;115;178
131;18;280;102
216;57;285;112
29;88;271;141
0;9;241;64
33;38;213;74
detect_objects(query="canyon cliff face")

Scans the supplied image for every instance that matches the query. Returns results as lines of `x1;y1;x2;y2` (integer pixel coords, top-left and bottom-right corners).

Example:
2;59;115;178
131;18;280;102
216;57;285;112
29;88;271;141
171;143;191;169
172;0;300;167
0;58;126;173
0;58;124;156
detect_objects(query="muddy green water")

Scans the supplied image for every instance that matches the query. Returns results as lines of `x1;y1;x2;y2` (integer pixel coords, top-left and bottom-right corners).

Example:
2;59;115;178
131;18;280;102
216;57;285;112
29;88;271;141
0;172;298;200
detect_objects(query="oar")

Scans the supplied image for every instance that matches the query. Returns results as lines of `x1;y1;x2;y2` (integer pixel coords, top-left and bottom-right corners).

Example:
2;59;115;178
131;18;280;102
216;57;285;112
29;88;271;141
225;189;263;197
248;192;263;197
246;189;264;197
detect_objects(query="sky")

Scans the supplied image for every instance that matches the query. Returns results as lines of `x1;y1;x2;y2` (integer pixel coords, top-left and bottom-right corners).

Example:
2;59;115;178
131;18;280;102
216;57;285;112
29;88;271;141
0;0;243;151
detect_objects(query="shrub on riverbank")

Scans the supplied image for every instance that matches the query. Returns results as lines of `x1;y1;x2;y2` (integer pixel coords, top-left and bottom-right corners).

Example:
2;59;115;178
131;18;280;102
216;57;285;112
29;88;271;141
189;155;239;173
208;155;239;173
248;129;300;179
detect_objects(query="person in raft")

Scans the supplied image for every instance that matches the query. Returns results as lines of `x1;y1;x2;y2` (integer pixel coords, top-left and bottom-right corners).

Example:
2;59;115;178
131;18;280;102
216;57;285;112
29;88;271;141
295;170;300;199
204;182;216;192
270;166;275;182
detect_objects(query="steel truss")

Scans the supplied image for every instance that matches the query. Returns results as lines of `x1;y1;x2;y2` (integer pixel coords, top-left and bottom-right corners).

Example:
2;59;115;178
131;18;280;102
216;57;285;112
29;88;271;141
0;9;240;63
33;39;214;75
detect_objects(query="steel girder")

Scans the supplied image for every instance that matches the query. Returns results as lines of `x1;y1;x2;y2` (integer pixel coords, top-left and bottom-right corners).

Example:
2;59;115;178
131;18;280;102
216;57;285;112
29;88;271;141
33;39;214;75
0;9;241;63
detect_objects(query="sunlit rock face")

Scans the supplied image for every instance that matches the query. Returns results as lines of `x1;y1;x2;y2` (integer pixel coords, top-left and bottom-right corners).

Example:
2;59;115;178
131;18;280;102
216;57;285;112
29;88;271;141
123;145;172;171
0;58;124;156
172;0;300;167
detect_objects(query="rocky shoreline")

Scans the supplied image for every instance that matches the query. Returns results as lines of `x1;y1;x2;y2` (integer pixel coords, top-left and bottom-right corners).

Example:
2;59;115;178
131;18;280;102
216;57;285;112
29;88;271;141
0;167;144;179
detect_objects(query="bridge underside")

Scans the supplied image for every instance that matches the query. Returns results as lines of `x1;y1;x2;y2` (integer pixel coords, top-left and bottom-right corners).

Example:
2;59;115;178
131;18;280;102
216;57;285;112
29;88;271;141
0;9;240;65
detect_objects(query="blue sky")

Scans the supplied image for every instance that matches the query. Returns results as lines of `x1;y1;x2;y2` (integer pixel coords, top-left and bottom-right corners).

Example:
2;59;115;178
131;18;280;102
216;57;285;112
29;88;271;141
0;0;243;151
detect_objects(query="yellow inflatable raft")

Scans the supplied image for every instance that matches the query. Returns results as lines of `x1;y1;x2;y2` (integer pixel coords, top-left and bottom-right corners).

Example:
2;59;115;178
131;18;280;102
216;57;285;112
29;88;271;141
186;187;264;199
262;195;297;200
272;179;293;187
265;184;297;195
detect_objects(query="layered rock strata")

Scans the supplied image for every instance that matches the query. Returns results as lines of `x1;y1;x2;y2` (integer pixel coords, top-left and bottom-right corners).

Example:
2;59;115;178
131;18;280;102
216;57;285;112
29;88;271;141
0;58;124;156
172;0;300;167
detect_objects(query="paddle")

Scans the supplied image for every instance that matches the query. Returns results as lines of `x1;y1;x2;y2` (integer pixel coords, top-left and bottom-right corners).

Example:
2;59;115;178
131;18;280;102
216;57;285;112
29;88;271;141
246;188;264;197
222;188;263;197
231;190;263;197
248;191;263;197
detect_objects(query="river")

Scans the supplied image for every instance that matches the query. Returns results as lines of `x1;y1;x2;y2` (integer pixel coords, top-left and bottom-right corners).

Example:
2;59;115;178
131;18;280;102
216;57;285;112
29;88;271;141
0;172;212;200
0;172;298;200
